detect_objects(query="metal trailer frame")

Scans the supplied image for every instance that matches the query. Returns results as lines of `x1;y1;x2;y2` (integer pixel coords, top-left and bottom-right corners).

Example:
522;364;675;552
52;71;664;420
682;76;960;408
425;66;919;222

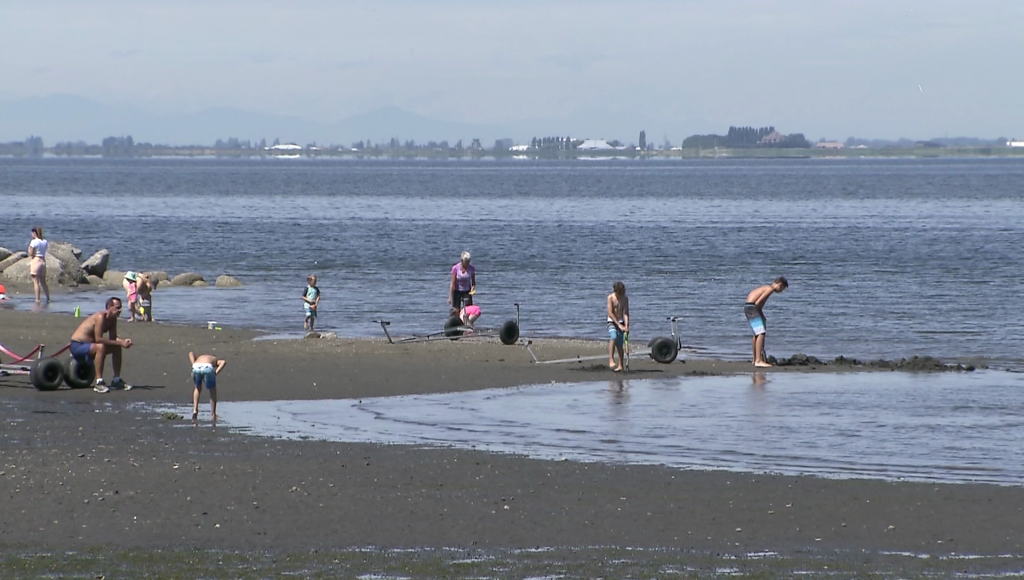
0;345;47;375
2;342;98;391
1;340;99;392
375;304;523;345
523;316;688;365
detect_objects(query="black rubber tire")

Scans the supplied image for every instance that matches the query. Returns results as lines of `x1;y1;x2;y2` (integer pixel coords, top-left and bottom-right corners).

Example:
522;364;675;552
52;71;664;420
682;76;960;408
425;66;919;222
647;337;658;348
649;337;679;364
499;320;520;345
63;357;97;389
444;315;464;338
30;358;64;391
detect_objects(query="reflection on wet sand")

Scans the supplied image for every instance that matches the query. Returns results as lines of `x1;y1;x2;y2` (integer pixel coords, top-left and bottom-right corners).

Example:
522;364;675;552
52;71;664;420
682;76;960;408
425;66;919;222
179;371;1024;485
751;372;768;389
608;380;631;413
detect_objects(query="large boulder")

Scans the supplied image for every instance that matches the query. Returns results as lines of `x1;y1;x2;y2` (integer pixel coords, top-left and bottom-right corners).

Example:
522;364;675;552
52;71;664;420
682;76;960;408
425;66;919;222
140;271;166;290
81;250;110;277
103;270;127;286
0;247;12;262
215;274;243;288
1;255;63;285
56;256;87;287
42;241;87;286
171;272;205;286
144;271;169;284
191;280;209;287
102;270;161;290
48;241;83;261
0;251;27;273
85;275;105;286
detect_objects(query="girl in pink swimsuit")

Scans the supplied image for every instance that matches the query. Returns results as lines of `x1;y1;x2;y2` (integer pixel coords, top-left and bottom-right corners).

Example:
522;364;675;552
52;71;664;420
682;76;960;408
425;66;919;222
129;284;140;321
461;304;481;327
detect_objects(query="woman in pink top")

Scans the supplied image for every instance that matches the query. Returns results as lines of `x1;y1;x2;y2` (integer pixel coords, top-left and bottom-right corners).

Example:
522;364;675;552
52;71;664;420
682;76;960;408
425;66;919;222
447;250;476;310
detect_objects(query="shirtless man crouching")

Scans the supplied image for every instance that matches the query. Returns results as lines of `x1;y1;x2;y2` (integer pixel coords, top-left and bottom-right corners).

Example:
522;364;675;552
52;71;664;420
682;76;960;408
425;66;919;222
70;297;133;393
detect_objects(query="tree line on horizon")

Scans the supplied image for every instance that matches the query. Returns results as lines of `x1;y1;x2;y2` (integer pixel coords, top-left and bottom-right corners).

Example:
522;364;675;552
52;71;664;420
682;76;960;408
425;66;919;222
0;130;1017;158
681;126;811;149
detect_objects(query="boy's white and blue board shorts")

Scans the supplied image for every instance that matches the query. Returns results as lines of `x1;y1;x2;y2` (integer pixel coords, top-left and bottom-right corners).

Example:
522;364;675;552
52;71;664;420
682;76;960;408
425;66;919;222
744;303;766;336
192;363;216;389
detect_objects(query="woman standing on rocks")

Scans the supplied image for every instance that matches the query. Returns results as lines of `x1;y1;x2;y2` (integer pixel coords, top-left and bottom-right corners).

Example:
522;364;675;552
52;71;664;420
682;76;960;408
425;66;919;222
28;226;50;304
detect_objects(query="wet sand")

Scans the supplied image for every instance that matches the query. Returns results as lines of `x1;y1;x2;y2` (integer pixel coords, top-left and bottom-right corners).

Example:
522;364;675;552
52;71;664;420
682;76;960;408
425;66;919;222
1;309;1021;576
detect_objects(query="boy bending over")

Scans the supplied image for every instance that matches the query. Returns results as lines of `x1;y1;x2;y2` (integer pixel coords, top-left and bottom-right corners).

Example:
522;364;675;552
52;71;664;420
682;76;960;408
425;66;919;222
744;277;788;368
189;352;226;422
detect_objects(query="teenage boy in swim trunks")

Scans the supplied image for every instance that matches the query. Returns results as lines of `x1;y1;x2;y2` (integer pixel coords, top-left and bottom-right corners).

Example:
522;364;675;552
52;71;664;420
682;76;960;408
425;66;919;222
69;297;133;393
744;276;788;368
607;281;630;371
189;351;226;422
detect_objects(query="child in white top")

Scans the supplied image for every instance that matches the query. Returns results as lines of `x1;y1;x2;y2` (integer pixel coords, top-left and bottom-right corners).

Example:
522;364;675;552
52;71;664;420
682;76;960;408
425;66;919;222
28;226;50;304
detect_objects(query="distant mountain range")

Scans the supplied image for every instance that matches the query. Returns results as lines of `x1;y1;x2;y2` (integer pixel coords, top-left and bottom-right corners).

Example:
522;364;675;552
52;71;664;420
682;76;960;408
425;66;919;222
1;95;1005;148
843;136;1008;148
0;95;682;148
0;95;519;146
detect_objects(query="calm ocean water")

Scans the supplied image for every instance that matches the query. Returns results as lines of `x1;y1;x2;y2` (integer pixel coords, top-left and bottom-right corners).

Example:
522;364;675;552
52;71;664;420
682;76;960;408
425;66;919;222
3;157;1022;364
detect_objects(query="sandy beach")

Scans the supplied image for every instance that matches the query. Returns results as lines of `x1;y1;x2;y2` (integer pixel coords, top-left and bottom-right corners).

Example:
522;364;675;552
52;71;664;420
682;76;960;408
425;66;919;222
1;309;1021;577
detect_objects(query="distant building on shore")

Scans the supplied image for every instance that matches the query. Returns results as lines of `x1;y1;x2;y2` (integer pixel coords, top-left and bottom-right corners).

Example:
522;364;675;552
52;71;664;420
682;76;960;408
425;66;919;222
1008;140;1024;148
576;139;617;151
814;141;845;149
759;131;784;145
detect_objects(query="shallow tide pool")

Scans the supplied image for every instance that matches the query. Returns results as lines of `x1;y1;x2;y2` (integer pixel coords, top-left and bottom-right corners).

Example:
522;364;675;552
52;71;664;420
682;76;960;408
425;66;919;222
169;371;1024;485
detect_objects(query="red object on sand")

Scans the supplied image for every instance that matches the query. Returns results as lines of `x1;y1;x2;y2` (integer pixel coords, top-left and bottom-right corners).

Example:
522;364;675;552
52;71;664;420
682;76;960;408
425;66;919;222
0;342;71;364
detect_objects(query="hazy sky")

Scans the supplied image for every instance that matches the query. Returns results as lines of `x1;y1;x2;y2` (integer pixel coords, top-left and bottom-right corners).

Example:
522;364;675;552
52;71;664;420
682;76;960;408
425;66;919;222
3;0;1023;140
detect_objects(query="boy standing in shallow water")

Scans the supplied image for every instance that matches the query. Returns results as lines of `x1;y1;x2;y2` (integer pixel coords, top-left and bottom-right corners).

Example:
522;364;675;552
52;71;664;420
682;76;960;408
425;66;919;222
606;281;630;371
303;274;321;331
189;352;226;422
745;276;789;368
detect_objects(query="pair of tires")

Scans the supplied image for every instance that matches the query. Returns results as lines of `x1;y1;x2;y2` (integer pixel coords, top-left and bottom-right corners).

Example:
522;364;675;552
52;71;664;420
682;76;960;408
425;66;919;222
29;357;96;391
647;336;679;364
443;317;520;346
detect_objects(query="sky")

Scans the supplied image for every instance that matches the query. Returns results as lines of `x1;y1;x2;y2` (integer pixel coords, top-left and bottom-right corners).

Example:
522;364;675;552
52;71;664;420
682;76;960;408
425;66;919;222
2;0;1023;142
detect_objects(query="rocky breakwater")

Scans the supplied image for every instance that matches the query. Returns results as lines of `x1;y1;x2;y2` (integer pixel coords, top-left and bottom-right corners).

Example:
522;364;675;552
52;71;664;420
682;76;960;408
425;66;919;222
0;243;244;292
768;353;978;371
165;272;244;288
